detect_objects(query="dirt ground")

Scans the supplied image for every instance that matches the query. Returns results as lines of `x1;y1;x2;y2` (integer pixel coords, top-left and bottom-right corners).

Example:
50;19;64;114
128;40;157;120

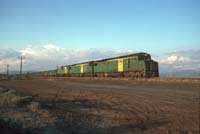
0;77;199;134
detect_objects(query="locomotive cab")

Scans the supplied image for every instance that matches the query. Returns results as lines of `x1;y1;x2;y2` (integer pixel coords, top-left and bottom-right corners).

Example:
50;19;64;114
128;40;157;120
145;60;159;77
138;53;151;61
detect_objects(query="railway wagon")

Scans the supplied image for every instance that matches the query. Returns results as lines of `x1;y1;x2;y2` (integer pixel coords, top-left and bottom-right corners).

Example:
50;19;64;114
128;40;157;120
57;66;68;76
36;52;159;78
41;70;57;77
67;62;94;77
69;64;82;77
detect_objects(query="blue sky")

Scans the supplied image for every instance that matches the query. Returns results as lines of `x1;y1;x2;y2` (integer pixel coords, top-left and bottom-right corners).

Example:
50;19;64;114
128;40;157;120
0;0;199;52
0;0;200;75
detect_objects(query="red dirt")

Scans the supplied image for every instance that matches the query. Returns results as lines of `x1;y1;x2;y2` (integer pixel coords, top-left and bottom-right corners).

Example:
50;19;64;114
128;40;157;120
0;78;199;134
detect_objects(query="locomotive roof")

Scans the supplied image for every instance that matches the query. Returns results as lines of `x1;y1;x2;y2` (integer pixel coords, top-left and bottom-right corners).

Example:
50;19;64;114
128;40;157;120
61;52;150;67
97;52;150;62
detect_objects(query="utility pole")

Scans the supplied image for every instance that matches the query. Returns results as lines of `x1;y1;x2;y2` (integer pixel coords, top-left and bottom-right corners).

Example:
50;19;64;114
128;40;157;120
7;64;9;77
18;56;25;75
0;59;1;76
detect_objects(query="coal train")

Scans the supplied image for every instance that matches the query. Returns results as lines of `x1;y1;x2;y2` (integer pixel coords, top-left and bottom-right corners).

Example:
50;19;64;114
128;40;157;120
33;52;159;78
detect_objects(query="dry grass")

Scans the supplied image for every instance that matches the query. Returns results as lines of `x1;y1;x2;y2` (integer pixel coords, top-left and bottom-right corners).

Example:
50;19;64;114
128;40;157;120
0;89;32;106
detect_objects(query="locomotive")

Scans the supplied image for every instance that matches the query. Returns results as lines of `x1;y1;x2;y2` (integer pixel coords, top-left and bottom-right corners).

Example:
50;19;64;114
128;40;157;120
38;52;159;78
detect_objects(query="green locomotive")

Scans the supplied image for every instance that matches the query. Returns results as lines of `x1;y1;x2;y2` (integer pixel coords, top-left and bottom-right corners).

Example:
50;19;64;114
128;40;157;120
38;52;159;78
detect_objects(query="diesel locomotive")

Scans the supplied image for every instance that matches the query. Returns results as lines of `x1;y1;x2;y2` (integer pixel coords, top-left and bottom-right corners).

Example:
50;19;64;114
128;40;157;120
38;52;159;78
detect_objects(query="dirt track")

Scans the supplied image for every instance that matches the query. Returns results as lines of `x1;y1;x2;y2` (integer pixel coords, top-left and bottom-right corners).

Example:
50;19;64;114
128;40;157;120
0;78;199;134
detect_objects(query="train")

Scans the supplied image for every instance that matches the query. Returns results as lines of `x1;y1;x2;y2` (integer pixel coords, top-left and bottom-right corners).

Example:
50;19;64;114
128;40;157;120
34;52;159;78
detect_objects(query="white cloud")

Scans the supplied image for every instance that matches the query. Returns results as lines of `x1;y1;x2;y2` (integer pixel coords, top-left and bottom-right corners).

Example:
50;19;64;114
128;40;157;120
160;55;191;64
0;44;136;73
20;45;63;59
157;49;200;74
0;49;21;73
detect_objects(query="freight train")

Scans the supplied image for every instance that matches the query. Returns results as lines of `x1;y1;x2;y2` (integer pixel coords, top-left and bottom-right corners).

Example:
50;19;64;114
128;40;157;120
35;52;159;78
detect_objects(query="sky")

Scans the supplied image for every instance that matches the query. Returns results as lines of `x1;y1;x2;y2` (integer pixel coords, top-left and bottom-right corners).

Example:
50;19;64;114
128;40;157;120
0;0;200;75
